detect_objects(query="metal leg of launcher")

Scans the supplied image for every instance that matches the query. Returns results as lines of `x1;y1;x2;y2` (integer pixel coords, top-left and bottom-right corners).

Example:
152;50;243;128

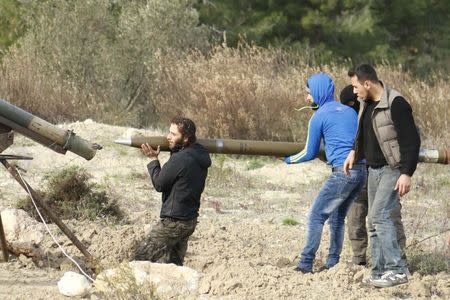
0;159;94;263
0;213;8;262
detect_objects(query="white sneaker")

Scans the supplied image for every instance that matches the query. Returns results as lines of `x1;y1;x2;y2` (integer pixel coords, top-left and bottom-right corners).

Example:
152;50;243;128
362;274;380;285
370;271;408;288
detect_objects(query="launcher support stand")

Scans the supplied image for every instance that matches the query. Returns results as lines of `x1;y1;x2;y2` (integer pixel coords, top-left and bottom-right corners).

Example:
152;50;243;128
0;158;94;262
0;213;8;262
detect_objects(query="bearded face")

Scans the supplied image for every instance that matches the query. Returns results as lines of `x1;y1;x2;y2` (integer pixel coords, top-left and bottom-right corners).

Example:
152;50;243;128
167;123;186;151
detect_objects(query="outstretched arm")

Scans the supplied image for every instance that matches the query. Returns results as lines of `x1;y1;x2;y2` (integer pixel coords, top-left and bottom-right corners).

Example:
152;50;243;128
284;116;322;164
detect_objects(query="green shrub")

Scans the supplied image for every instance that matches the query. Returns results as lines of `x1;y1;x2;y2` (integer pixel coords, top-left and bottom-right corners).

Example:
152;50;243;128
282;217;299;226
17;166;124;223
407;248;449;275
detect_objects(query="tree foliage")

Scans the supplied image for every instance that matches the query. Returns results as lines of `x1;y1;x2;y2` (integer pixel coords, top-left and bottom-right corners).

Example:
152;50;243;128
0;0;26;56
0;0;210;125
196;0;450;75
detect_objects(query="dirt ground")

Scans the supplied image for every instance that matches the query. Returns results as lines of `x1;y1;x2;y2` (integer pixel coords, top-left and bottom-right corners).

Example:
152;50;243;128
0;120;449;299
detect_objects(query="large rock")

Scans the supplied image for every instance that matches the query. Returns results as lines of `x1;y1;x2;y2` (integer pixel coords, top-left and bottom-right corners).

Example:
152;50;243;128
58;271;92;297
95;261;201;298
0;208;45;257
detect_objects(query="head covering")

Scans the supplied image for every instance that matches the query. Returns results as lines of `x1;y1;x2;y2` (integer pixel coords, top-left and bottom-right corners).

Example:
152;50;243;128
339;84;359;113
306;73;335;108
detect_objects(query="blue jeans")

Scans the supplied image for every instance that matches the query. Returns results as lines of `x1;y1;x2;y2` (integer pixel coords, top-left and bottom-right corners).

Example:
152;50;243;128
298;165;366;271
367;166;406;276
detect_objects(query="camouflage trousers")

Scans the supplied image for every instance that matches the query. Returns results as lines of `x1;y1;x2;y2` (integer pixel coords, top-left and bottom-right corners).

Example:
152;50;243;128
346;184;406;265
134;217;197;266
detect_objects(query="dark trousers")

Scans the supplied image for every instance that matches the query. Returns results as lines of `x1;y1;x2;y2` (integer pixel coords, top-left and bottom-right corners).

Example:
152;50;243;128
346;183;406;265
134;217;197;266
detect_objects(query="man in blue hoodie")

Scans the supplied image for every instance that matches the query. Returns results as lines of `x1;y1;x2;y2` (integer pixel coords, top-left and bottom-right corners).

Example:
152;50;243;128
284;73;366;273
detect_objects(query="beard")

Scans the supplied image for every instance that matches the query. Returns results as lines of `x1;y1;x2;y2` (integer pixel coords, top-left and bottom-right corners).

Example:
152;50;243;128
169;136;185;153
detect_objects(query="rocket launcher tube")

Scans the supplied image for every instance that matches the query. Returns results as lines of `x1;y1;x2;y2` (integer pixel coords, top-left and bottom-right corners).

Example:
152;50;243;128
0;99;100;160
115;135;304;157
115;135;449;164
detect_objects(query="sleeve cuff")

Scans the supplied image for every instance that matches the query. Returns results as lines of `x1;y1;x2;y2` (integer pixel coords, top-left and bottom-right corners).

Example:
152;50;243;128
147;159;160;169
400;166;415;177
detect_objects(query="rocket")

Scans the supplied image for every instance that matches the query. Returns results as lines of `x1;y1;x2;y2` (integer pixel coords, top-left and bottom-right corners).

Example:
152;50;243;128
115;135;449;164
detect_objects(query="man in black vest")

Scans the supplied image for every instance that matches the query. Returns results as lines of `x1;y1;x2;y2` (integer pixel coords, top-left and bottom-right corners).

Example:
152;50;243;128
134;117;211;266
344;64;420;288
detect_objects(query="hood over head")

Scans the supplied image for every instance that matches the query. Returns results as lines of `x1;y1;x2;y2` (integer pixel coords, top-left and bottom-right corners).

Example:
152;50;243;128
184;143;211;169
307;73;335;108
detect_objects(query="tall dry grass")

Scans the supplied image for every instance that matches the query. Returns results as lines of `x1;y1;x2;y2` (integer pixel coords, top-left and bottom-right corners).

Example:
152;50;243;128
154;45;316;141
0;42;448;146
0;47;87;122
373;69;449;148
154;46;448;146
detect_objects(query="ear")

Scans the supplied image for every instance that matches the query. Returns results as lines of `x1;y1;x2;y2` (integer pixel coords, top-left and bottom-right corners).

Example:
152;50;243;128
363;80;371;89
183;136;189;144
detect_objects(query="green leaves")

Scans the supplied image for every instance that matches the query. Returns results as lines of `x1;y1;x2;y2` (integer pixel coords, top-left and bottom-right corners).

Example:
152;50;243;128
196;0;450;75
0;0;26;55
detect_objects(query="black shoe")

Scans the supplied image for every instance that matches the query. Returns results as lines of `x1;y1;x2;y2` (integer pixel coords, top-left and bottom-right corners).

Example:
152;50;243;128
293;266;312;274
348;259;367;267
317;265;329;272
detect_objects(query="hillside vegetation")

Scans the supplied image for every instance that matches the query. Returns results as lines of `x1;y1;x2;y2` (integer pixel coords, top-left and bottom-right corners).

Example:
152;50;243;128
0;0;448;146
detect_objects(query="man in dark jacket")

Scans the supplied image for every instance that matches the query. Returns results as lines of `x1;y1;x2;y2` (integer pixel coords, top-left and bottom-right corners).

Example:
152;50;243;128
134;117;211;266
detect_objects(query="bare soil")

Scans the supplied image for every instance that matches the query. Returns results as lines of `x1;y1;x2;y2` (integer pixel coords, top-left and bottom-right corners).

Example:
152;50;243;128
0;120;449;299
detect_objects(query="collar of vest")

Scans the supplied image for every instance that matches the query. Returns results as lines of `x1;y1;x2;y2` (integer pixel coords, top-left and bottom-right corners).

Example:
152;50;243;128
376;81;391;109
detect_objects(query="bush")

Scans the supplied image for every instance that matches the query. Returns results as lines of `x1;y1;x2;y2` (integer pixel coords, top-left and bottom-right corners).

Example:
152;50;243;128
407;248;449;275
0;0;210;126
17;166;124;223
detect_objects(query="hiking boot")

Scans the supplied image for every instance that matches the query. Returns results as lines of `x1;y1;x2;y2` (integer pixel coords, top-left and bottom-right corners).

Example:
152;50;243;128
370;271;408;288
293;266;312;274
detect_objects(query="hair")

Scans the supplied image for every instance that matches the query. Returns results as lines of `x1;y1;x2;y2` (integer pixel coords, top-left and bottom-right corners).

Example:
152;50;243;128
339;84;357;104
348;64;379;83
170;116;197;145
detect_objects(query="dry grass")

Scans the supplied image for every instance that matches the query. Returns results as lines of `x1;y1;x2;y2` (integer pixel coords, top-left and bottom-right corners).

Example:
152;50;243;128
0;43;448;146
154;46;448;146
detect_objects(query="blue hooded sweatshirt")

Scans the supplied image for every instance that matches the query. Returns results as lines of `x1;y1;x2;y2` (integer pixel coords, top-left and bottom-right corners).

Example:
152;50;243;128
285;73;358;167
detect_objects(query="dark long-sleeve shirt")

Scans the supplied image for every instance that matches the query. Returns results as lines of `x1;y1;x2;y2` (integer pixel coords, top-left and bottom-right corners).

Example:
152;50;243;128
147;143;211;220
361;96;420;176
